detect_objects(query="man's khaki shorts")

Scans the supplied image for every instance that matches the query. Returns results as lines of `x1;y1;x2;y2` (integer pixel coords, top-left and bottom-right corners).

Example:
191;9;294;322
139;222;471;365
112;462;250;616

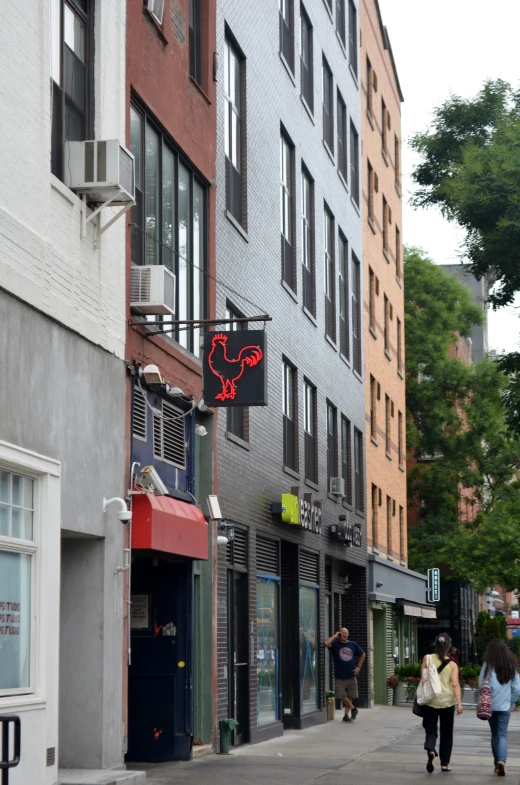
334;677;359;700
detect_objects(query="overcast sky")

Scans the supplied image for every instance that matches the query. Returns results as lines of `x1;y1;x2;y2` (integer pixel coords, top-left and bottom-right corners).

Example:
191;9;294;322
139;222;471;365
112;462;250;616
377;0;520;356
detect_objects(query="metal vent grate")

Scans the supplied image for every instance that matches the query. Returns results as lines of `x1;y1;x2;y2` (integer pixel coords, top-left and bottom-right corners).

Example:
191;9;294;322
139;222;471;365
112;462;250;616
299;550;319;584
153;400;186;469
325;562;332;593
256;536;279;575
84;141;95;182
97;140;107;181
232;528;248;569
46;747;56;767
119;144;135;197
133;387;147;441
163;267;176;313
130;266;151;303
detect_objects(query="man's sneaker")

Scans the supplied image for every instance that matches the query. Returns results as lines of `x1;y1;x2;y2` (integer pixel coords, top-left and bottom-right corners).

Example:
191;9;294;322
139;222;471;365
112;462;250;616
351;708;359;721
342;714;351;722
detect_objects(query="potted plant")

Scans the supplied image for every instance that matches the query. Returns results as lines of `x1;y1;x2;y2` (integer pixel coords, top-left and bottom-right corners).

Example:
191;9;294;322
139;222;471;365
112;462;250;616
393;663;422;706
459;663;481;706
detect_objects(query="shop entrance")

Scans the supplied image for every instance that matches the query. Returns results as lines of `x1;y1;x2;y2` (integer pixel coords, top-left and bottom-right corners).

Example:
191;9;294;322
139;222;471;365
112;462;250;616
127;557;192;762
227;569;249;745
373;608;387;704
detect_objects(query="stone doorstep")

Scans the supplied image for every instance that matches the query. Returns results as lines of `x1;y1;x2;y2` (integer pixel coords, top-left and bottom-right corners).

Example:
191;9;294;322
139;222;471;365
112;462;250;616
58;769;147;785
192;743;214;758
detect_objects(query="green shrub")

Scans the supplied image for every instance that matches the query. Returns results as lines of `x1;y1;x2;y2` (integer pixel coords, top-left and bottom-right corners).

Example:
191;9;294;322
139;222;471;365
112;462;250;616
395;662;422;679
475;611;508;662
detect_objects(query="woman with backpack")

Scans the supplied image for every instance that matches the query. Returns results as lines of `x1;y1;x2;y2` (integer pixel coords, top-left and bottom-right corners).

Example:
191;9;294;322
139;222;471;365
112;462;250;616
421;633;463;773
478;639;520;777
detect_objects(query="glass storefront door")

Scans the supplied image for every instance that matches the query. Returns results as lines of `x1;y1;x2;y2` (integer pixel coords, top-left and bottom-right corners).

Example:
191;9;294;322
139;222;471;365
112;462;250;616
299;585;319;714
256;576;279;726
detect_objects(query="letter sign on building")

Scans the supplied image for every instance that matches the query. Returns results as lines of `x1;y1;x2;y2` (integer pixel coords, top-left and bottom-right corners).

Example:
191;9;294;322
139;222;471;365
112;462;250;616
272;490;322;534
203;330;267;407
427;568;440;603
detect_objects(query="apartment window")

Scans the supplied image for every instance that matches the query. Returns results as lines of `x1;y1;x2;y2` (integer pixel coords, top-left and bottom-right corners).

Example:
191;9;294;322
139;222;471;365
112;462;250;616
350;121;360;206
283;361;297;471
280;0;293;71
385;394;391;456
280;132;295;291
399;506;405;562
351;254;361;374
348;0;357;78
336;0;346;46
341;417;352;505
366;56;373;116
371;484;377;546
51;0;92;180
354;428;364;512
323;59;334;153
368;268;376;332
302;167;315;314
327;404;338;489
226;306;247;442
300;7;313;111
337;91;347;180
324;207;335;342
397;317;403;373
338;232;349;358
189;0;202;84
386;496;392;555
383;294;390;354
130;103;207;356
225;38;245;227
370;375;377;440
304;382;317;483
367;161;375;222
382;196;388;253
381;98;388;154
396;226;401;278
398;410;404;467
394;134;401;187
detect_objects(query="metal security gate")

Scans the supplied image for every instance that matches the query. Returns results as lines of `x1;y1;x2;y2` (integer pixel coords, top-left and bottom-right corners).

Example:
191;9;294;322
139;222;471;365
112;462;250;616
0;715;20;785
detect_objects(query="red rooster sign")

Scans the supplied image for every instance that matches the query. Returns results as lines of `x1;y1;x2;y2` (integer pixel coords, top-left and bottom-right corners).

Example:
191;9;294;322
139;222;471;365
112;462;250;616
207;333;263;402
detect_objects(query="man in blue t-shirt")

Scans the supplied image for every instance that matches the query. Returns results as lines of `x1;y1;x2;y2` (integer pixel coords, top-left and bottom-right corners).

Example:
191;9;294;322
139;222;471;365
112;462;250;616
325;628;365;722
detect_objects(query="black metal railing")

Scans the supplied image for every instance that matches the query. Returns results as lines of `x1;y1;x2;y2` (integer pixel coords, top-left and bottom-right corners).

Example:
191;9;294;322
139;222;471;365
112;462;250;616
0;715;21;785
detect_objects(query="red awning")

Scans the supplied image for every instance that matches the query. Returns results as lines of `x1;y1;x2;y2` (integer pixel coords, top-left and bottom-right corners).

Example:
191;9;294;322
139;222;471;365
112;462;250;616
132;493;208;560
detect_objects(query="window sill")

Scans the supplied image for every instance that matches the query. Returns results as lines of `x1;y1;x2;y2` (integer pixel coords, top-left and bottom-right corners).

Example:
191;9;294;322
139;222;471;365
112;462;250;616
355;508;365;518
372;547;380;555
366;109;375;130
399;463;406;473
368;215;377;235
283;465;300;480
349;64;359;89
226;432;250;451
396;275;403;289
369;325;377;340
353;368;363;383
143;8;169;45
301;95;315;124
303;305;317;326
385;349;392;362
338;169;349;193
336;30;347;58
386;451;392;461
189;75;212;105
340;352;351;368
383;248;391;265
305;478;320;492
328;491;341;503
400;560;407;567
395;180;402;199
342;499;353;510
225;209;249;242
398;369;404;380
325;333;338;352
382;147;390;167
51;174;79;206
371;436;379;447
323;139;335;165
387;554;395;562
279;52;296;86
281;279;298;303
322;0;334;22
350;195;361;216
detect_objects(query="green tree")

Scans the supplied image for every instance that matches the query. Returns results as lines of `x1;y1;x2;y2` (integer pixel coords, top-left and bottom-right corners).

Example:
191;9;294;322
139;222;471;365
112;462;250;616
405;248;520;591
475;612;507;662
410;79;520;309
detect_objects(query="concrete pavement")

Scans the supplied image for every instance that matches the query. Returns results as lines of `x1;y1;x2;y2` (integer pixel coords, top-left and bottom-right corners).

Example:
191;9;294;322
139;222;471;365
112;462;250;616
135;706;520;784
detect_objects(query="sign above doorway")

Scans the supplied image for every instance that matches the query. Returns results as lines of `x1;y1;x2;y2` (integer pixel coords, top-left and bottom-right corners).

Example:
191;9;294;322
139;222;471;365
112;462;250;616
270;488;323;534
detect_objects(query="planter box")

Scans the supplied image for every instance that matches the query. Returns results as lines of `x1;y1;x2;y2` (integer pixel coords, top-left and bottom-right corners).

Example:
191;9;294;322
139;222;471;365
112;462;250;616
393;683;414;707
393;684;478;708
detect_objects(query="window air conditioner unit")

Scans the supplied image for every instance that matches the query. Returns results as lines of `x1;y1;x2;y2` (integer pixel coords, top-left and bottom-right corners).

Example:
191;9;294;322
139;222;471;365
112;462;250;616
64;140;135;205
130;265;176;316
144;0;164;24
329;477;345;497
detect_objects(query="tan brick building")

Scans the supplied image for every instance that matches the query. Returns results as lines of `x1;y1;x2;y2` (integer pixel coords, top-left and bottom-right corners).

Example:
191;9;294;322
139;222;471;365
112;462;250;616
361;0;432;705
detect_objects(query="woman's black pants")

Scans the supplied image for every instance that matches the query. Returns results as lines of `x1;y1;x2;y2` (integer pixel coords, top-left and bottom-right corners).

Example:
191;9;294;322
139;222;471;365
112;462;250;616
422;705;456;766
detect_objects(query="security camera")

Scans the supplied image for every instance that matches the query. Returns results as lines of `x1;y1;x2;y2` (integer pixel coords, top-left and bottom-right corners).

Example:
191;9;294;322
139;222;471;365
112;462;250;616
103;496;132;525
118;510;132;524
140;465;168;496
141;364;163;385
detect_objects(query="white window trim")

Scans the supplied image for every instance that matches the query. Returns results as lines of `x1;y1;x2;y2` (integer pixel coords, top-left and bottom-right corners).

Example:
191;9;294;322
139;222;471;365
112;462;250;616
0;440;60;703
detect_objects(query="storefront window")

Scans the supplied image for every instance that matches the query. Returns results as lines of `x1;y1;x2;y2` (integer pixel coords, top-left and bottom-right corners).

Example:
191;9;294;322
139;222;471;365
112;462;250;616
299;585;318;714
256;577;279;726
0;470;35;692
403;616;410;664
324;595;332;693
393;613;400;667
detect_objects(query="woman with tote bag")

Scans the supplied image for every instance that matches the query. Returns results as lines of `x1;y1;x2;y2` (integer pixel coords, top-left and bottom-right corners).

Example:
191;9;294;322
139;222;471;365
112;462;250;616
478;639;520;777
421;633;463;773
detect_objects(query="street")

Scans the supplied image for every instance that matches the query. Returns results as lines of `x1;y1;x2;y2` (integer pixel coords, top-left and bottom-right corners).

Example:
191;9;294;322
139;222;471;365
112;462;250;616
134;706;520;785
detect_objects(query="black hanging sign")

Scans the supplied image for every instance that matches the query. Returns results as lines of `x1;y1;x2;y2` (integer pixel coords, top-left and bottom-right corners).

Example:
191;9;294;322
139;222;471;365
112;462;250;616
203;330;267;407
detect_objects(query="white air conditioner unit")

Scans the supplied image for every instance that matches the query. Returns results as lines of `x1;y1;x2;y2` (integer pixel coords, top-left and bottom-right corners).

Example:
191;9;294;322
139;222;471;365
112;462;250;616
330;477;345;497
144;0;164;24
130;265;176;316
64;140;135;205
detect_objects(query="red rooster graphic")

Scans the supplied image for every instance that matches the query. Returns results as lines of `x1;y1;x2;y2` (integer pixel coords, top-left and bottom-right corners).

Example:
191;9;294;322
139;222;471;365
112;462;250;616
208;333;263;401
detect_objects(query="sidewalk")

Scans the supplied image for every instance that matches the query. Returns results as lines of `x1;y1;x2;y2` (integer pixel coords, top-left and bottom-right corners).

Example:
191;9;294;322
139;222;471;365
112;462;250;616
136;705;520;784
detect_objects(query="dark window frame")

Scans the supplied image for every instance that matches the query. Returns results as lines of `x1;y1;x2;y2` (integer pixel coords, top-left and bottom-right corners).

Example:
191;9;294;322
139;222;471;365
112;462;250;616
283;359;298;471
351;253;362;374
189;0;203;85
383;294;389;353
385;394;391;455
336;90;347;180
366;56;373;116
398;410;403;466
348;0;357;78
300;5;313;112
341;416;352;505
370;375;377;439
279;0;294;72
280;130;296;292
324;205;336;342
301;164;315;315
397;316;403;373
371;484;377;546
304;380;317;483
382;195;388;252
224;35;247;229
322;57;334;153
381;97;388;154
336;0;346;45
338;231;349;359
354;428;364;513
326;402;338;488
349;120;360;206
395;225;401;278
